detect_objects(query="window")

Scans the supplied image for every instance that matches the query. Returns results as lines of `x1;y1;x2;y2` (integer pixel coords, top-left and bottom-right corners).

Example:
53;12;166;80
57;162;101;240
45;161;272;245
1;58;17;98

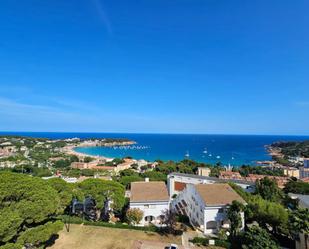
145;216;155;222
206;221;217;229
218;208;224;213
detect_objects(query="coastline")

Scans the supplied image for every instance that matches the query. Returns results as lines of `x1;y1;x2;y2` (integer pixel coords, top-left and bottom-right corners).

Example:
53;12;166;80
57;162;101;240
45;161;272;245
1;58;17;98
5;132;304;166
62;140;137;162
63;145;114;161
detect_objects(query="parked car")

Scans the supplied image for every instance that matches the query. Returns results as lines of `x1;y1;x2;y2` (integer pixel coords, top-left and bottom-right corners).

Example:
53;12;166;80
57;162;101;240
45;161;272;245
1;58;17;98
166;244;178;249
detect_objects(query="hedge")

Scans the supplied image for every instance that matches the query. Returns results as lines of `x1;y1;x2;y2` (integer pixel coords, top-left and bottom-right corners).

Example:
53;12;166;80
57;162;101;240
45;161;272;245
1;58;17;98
58;215;158;232
190;236;231;248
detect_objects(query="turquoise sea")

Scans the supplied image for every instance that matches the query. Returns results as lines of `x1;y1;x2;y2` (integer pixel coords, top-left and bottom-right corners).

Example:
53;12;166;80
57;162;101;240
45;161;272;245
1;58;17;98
1;132;308;166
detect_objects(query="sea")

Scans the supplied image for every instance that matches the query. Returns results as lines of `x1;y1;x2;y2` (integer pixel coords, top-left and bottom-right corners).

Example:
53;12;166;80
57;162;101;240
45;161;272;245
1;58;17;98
1;132;308;166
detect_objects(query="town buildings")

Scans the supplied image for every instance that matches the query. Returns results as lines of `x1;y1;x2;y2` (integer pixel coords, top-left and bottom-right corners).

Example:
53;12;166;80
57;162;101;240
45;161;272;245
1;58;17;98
219;170;242;180
283;167;300;178
244;174;289;188
197;167;211;177
129;180;169;226
70;158;133;173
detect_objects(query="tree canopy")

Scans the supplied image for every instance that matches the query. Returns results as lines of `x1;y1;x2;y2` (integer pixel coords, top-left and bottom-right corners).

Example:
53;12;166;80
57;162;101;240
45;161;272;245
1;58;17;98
227;200;244;238
246;195;289;235
47;178;74;213
78;178;125;211
126;208;143;225
284;178;309;195
0;172;63;248
241;225;279;249
289;208;309;239
255;177;283;202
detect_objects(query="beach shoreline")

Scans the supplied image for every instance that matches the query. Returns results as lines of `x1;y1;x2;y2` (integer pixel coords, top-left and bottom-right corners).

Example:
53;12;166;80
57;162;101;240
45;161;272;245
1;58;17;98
63;145;114;161
62;140;137;162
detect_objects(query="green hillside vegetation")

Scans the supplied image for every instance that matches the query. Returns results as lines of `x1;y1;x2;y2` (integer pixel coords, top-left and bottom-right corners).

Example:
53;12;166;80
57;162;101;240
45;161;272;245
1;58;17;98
272;140;309;158
229;178;309;248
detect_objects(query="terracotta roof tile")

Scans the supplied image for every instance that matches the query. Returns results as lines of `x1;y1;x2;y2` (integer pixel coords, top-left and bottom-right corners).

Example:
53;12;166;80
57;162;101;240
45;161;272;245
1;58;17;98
130;181;169;202
195;183;246;206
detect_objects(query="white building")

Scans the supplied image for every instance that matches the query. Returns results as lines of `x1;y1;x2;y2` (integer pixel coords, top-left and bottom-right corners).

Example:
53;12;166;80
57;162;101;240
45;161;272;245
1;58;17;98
167;172;255;198
171;183;246;234
197;167;211;177
129;180;169;226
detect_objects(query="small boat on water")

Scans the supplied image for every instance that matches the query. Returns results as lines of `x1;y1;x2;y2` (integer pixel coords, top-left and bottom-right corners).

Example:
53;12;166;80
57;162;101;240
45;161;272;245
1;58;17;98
185;151;190;158
203;148;208;154
216;156;221;159
209;154;212;157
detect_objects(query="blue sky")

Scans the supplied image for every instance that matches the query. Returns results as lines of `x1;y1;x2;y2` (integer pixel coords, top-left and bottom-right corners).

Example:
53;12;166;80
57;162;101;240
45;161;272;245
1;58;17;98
0;0;308;135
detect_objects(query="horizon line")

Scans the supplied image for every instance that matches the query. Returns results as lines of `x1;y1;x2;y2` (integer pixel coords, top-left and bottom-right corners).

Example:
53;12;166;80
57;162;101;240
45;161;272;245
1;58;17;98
0;130;309;137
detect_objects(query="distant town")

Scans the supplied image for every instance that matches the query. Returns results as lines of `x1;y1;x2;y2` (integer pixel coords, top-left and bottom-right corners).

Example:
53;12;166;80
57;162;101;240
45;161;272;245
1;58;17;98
0;136;308;249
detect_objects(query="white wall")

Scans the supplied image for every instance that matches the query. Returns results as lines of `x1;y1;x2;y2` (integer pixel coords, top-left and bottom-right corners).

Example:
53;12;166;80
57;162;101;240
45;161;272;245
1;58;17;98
168;174;216;198
168;174;255;198
130;201;169;226
171;183;245;235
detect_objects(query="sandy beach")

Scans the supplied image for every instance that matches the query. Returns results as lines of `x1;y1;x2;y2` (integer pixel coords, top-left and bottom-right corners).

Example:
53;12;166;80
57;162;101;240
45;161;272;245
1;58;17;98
63;145;114;161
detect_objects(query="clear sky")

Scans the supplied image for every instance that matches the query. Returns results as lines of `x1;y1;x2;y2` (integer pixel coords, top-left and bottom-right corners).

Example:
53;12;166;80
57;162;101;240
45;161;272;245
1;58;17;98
0;0;308;135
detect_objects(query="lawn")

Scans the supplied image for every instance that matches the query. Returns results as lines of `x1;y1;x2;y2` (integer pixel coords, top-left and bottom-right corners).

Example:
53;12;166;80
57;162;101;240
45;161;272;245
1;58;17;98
48;224;182;249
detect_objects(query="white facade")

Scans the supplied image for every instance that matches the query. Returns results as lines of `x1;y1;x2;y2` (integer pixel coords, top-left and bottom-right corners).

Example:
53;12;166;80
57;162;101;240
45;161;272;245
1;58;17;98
171;184;245;235
167;173;255;198
130;200;169;226
129;181;170;226
167;173;216;198
197;167;211;177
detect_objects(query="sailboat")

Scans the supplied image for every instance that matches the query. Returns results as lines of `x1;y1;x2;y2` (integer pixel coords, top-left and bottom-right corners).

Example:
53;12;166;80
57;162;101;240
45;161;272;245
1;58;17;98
216;155;221;159
203;148;208;154
185;151;190;158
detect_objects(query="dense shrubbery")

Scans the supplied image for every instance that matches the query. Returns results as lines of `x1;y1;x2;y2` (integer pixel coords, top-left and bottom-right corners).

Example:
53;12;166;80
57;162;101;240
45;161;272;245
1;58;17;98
190;226;280;249
229;179;309;248
284;178;309;194
237;165;284;177
190;237;231;248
